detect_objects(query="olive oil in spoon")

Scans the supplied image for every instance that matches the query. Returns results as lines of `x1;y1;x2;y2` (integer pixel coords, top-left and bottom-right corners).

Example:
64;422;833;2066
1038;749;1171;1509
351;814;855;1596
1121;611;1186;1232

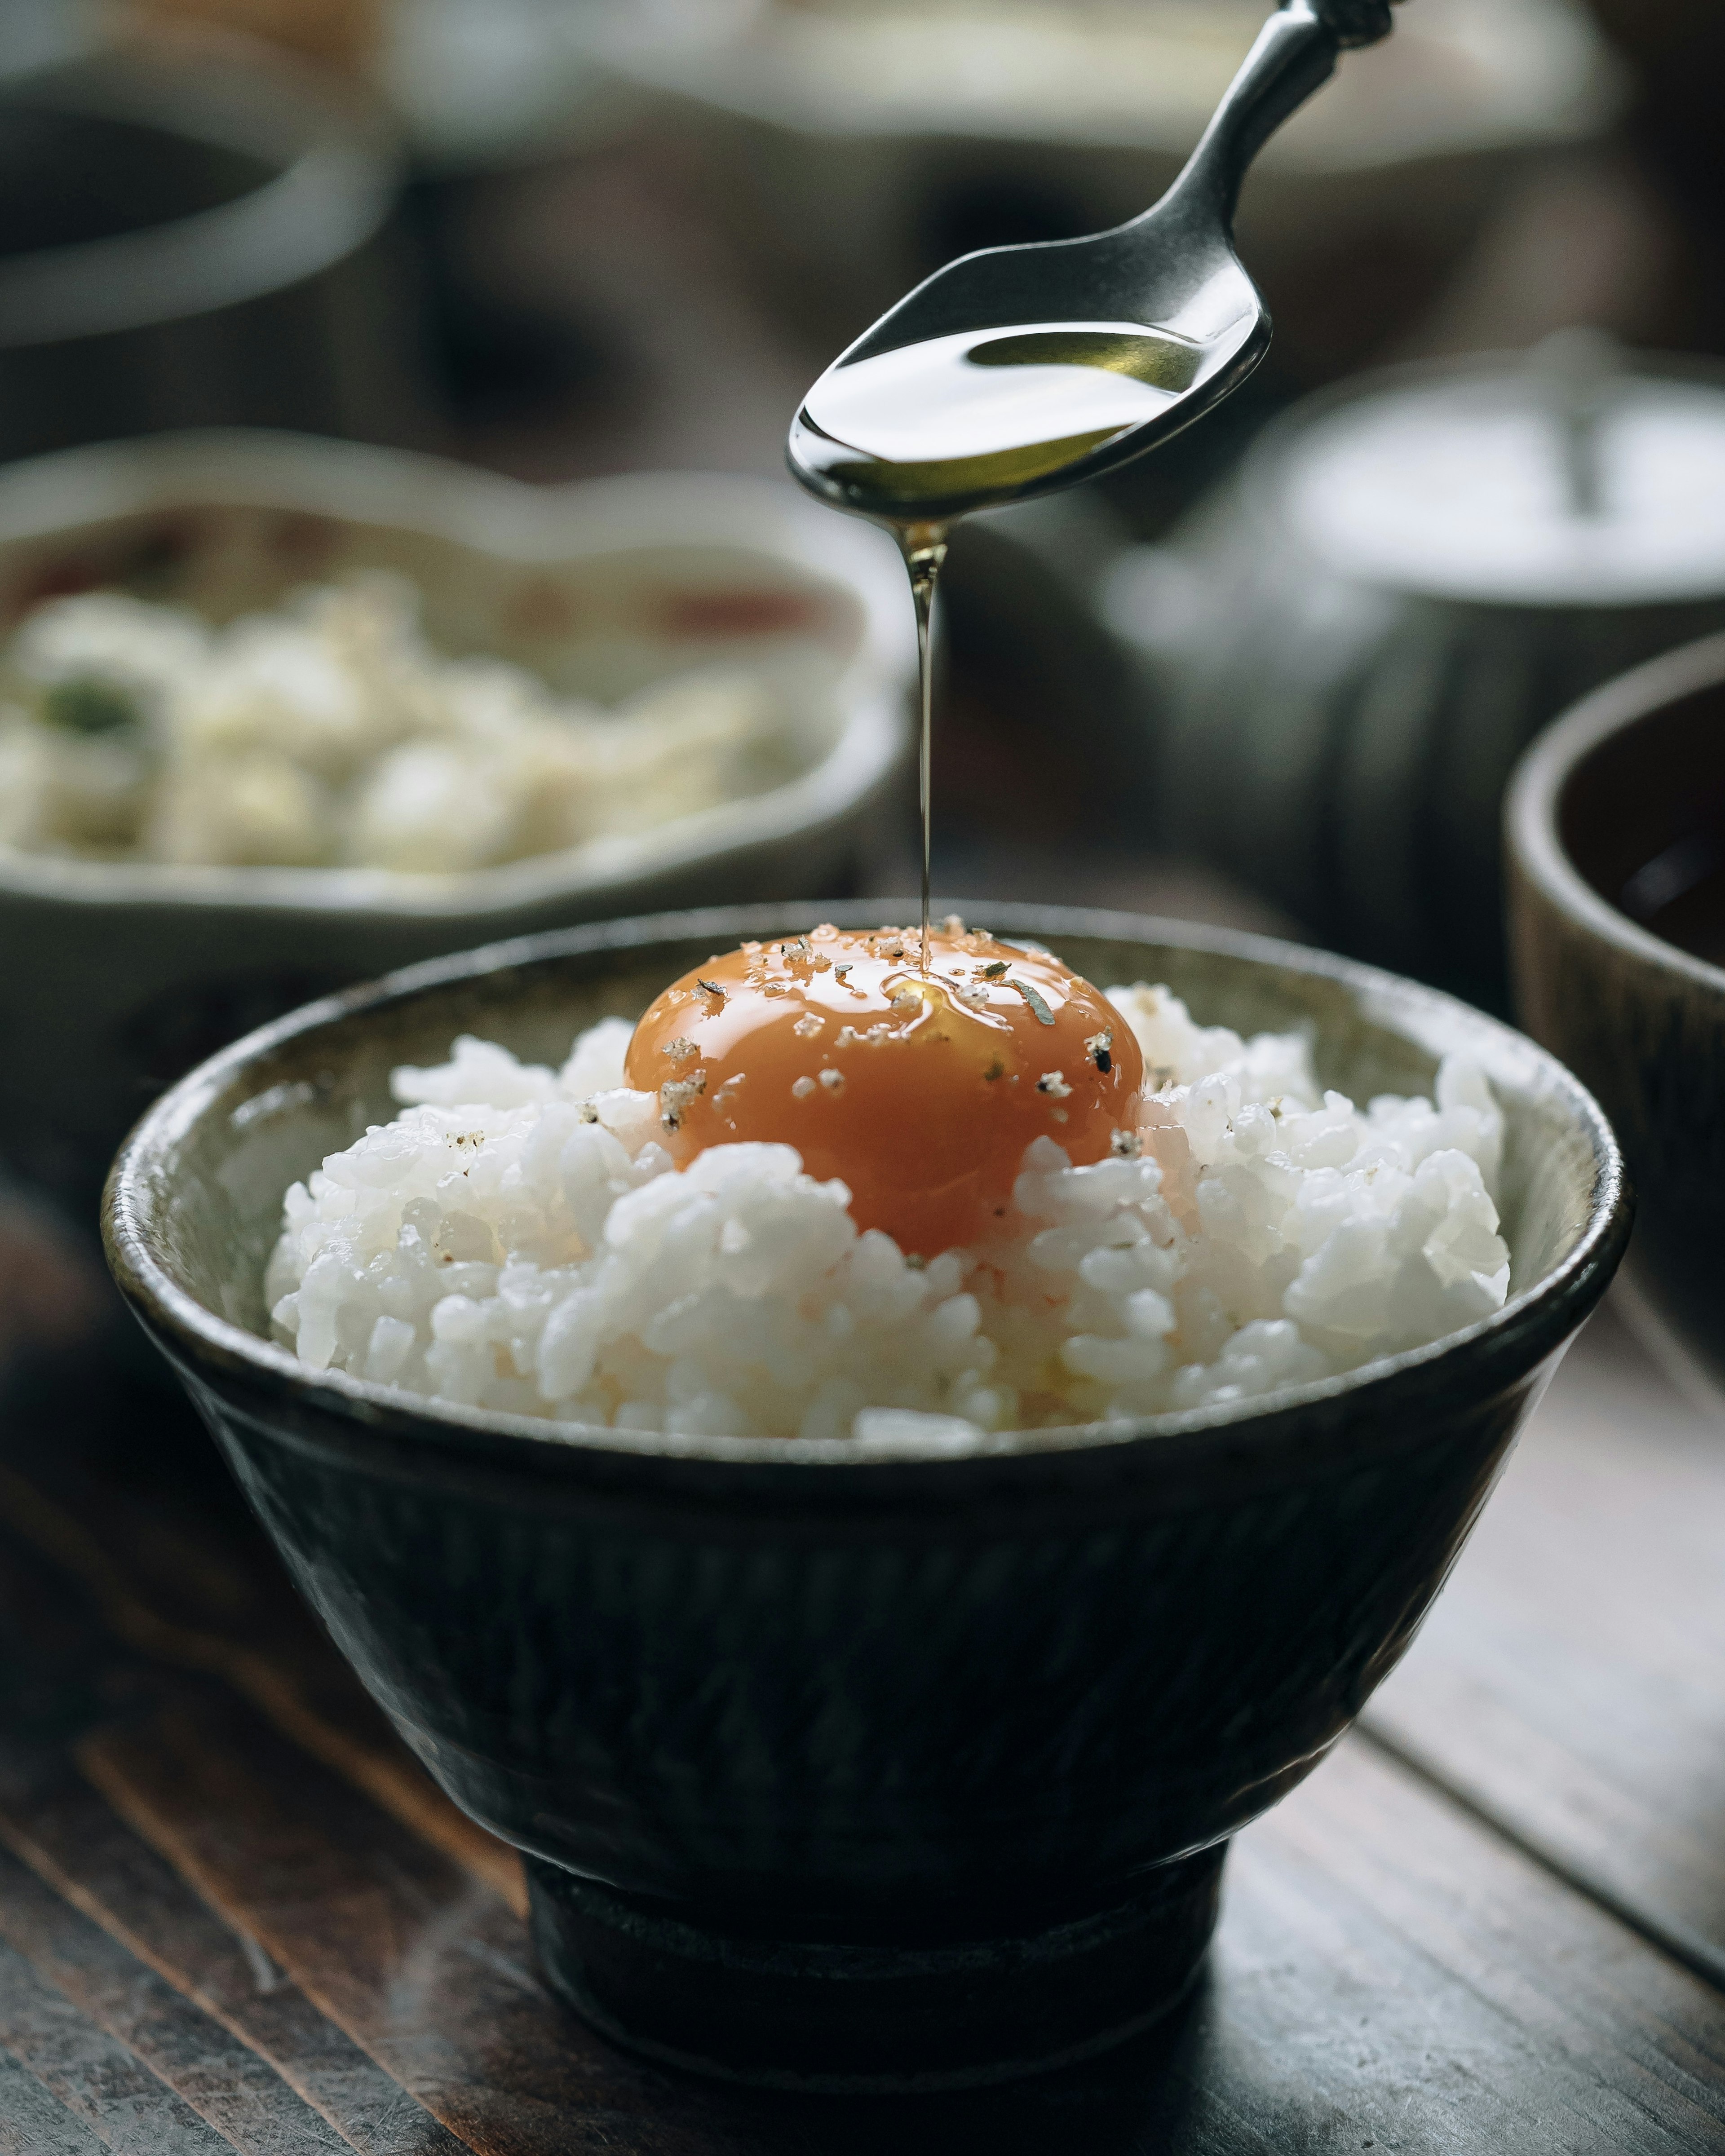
789;321;1205;520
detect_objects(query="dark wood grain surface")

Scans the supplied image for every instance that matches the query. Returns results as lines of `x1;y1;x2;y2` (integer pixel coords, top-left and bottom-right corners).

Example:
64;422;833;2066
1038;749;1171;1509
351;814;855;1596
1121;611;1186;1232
4;1255;1725;2152
1365;1303;1725;1989
0;79;1715;2145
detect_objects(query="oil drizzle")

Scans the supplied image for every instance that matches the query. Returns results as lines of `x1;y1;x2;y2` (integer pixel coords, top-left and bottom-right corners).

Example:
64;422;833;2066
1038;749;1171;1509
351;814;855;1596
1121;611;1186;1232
792;322;1198;973
897;521;947;973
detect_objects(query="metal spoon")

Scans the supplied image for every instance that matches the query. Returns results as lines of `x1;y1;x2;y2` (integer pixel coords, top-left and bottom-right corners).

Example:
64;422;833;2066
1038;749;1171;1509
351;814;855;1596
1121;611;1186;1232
788;0;1401;526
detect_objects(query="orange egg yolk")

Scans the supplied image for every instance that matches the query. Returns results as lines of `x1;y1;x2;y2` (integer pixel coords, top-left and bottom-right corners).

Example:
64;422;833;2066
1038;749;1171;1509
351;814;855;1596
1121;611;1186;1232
624;922;1144;1256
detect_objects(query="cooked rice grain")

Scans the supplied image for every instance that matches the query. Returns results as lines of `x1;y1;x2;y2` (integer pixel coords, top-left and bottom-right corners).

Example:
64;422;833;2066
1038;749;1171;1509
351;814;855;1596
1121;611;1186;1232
265;984;1509;1438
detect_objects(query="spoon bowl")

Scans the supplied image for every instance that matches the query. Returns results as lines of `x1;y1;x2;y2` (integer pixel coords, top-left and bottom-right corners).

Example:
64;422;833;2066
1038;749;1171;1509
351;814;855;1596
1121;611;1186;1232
788;0;1397;525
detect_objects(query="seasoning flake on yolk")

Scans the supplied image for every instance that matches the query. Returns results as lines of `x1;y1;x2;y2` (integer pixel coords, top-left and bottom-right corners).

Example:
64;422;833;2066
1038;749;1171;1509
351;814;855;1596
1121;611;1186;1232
623;922;1144;1255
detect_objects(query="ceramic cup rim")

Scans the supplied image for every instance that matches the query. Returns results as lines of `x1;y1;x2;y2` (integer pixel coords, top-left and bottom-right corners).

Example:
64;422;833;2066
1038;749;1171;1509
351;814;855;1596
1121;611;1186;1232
1506;625;1725;1007
103;902;1629;1480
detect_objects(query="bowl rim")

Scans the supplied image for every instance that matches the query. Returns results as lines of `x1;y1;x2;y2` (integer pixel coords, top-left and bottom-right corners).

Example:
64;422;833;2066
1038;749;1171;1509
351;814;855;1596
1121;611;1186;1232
103;901;1630;1475
583;0;1619;167
1506;626;1725;1002
0;46;399;348
0;433;915;919
1230;347;1725;610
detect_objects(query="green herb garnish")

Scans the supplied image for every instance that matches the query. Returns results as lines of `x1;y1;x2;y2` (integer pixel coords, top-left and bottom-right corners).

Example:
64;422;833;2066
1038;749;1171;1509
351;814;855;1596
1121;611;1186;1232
1010;979;1054;1025
42;676;140;737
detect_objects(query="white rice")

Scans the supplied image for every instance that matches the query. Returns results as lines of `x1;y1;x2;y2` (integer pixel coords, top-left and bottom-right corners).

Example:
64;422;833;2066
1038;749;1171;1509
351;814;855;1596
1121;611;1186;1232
264;980;1511;1440
0;578;807;870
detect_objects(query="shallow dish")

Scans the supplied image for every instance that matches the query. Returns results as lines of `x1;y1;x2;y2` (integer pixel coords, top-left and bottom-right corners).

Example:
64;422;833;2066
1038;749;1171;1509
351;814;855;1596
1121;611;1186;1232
0;433;911;1223
103;903;1628;2090
1508;631;1725;1398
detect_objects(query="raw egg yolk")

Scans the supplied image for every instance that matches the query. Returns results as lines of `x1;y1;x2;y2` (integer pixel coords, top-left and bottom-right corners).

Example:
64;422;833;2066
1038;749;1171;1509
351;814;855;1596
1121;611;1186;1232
624;922;1144;1256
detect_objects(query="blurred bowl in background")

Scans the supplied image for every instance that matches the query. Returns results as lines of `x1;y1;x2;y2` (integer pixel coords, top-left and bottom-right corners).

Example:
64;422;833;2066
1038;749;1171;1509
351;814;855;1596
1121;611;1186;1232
934;491;1150;859
375;0;632;177
1508;630;1725;1407
0;38;432;458
0;0;88;85
369;0;642;423
0;430;912;1227
587;0;1621;384
1107;342;1725;1014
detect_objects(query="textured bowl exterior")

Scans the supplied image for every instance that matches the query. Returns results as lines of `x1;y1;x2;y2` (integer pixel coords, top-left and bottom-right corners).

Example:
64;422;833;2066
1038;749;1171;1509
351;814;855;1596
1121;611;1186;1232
520;1841;1230;2090
176;1335;1536;1920
1508;632;1725;1396
104;905;1628;2072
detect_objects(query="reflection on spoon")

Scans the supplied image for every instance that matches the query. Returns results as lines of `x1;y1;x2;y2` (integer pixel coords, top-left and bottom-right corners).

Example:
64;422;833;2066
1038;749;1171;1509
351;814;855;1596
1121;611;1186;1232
790;322;1207;516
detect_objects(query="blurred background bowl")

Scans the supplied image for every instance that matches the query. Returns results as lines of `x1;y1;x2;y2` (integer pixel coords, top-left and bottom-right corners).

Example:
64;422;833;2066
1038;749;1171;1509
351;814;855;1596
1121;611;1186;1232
0;430;912;1228
0;36;433;458
587;0;1622;391
1101;341;1725;1013
369;0;641;434
1508;630;1725;1402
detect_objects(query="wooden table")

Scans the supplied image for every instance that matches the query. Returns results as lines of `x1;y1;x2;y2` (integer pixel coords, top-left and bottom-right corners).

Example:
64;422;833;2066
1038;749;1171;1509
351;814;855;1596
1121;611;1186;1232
1;87;1716;2144
5;1210;1725;2154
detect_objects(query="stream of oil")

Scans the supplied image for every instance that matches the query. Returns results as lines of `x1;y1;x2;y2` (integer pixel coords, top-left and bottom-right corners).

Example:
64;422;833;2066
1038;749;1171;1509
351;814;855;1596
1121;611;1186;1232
792;321;1202;966
898;520;948;965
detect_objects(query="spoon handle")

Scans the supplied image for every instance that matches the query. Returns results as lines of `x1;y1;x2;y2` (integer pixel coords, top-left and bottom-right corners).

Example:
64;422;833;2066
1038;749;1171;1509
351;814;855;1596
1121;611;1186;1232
1316;0;1399;48
1163;0;1400;230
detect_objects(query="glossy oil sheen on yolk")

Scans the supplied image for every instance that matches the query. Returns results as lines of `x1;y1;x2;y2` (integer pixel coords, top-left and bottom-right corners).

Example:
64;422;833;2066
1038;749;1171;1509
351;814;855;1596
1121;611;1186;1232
624;923;1144;1256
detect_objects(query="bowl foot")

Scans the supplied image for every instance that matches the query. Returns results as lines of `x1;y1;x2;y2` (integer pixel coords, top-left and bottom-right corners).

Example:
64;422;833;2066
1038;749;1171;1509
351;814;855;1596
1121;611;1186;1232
526;1843;1226;2093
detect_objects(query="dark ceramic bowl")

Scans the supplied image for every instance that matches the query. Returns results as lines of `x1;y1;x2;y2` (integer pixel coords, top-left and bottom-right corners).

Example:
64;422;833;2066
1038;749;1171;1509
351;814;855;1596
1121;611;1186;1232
0;44;414;459
103;903;1628;2091
1508;630;1725;1398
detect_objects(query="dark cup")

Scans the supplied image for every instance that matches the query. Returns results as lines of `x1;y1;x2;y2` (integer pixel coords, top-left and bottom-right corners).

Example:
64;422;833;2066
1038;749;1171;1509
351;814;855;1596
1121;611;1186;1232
102;904;1627;2089
1509;631;1725;1397
0;43;422;457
